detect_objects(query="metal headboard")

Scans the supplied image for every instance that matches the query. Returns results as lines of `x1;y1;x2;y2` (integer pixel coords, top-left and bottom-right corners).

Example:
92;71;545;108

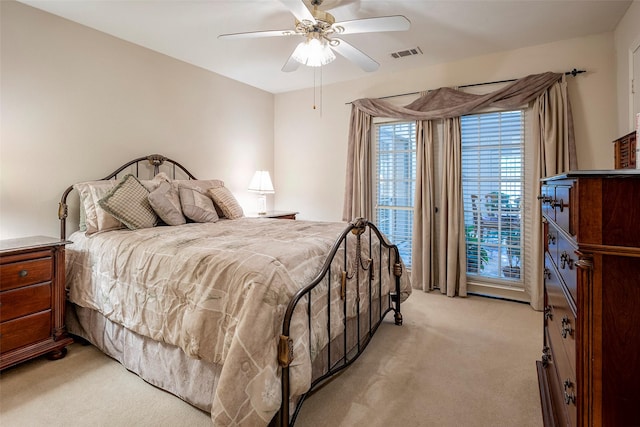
58;154;197;240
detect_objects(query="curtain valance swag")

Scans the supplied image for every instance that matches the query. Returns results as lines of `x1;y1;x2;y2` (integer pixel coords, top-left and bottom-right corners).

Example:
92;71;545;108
350;71;562;120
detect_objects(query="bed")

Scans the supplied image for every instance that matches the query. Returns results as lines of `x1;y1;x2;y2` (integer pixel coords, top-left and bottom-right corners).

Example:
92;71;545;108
58;154;411;426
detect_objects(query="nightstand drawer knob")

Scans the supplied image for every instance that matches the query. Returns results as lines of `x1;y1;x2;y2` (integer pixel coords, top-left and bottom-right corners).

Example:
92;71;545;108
18;269;28;278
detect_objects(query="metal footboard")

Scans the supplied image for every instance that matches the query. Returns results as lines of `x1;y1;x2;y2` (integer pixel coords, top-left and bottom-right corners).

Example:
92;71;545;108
277;218;404;426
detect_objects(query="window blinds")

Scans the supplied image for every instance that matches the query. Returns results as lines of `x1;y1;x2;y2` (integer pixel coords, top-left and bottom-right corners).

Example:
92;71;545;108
375;121;416;268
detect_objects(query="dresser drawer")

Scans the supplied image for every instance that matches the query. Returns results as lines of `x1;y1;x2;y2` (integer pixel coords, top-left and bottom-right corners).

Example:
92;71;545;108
0;283;51;322
545;254;576;373
546;325;578;427
541;185;555;222
545;226;559;267
0;253;52;291
543;328;574;427
0;310;52;353
553;185;571;235
556;233;577;304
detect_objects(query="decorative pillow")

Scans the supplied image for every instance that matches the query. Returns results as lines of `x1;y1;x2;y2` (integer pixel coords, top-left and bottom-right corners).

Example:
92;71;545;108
179;187;219;223
148;181;186;226
74;180;123;235
176;180;225;216
207;186;244;219
140;172;171;192
174;179;225;193
98;174;157;230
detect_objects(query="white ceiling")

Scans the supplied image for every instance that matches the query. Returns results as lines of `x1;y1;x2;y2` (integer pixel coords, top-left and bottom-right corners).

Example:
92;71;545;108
19;0;632;94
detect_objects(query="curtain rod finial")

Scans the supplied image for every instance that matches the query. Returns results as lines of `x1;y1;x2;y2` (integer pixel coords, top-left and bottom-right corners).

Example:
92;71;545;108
567;68;585;77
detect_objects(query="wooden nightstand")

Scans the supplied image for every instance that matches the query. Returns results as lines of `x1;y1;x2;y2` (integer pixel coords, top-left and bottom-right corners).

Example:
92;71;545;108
248;211;298;220
0;236;73;370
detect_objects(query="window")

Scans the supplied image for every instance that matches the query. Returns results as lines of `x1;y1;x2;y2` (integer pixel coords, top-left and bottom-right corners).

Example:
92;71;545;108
374;121;416;268
461;111;524;284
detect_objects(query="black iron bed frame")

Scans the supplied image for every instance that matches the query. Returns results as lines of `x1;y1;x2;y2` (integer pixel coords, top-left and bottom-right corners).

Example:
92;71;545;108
58;154;404;426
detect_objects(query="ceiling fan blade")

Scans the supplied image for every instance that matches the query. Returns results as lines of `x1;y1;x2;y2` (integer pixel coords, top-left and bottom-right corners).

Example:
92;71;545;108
218;29;296;40
331;38;379;72
279;0;316;23
282;48;301;72
335;15;410;34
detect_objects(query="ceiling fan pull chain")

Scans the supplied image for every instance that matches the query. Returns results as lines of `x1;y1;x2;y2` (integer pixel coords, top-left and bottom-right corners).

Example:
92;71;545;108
312;67;323;115
320;66;323;117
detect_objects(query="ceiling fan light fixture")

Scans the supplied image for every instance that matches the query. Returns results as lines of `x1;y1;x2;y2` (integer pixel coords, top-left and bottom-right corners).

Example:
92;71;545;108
292;36;336;67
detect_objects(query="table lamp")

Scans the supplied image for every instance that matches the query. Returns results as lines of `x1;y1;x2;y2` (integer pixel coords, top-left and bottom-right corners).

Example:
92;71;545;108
248;170;274;215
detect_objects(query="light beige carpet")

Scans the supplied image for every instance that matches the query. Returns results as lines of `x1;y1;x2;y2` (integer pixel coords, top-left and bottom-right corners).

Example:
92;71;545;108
0;291;542;427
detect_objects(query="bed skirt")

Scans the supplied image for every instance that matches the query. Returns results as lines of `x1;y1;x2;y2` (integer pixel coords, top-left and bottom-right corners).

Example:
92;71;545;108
66;303;220;413
66;301;380;422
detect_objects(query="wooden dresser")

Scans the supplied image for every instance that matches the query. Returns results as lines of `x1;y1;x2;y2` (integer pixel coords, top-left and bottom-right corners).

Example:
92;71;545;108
536;171;640;426
612;131;637;169
0;236;73;370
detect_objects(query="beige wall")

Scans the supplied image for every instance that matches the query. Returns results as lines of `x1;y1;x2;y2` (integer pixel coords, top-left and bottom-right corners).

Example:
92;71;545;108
0;1;275;239
274;32;618;222
615;0;640;134
1;1;630;237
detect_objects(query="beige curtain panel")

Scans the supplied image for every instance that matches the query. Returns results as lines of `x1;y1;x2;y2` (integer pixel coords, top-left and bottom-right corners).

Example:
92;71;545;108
343;71;576;305
528;76;575;310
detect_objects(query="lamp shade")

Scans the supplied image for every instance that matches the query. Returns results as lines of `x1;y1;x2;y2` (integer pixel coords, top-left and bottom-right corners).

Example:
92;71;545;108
248;171;274;193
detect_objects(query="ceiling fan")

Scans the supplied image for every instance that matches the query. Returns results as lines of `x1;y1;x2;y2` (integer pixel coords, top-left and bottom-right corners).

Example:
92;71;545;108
218;0;410;72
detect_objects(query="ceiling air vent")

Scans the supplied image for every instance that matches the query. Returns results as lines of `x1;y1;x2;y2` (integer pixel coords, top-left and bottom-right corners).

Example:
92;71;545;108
390;47;423;59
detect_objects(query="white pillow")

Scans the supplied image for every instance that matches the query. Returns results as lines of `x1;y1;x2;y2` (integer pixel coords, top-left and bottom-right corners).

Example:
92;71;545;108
74;180;122;235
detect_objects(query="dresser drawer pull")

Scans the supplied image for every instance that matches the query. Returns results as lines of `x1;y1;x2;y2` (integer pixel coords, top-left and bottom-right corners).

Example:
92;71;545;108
18;269;28;278
537;195;552;204
547;233;556;245
563;379;576;405
552;198;565;212
541;346;551;366
561;315;573;338
560;251;574;270
543;267;551;280
544;305;553;320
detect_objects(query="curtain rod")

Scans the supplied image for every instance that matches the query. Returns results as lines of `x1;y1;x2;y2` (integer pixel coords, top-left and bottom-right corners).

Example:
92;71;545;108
346;68;586;104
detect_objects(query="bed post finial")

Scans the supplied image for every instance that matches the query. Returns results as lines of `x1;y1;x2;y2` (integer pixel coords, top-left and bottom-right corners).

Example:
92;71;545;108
58;201;68;220
350;217;368;235
146;154;167;175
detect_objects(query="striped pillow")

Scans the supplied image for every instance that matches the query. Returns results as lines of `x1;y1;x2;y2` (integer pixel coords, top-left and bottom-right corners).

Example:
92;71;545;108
98;174;157;230
178;187;219;223
207;186;244;219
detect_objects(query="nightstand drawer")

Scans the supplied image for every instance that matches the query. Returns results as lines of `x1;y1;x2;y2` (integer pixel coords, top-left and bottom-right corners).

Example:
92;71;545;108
0;253;52;291
0;237;71;370
0;310;52;353
0;283;51;322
